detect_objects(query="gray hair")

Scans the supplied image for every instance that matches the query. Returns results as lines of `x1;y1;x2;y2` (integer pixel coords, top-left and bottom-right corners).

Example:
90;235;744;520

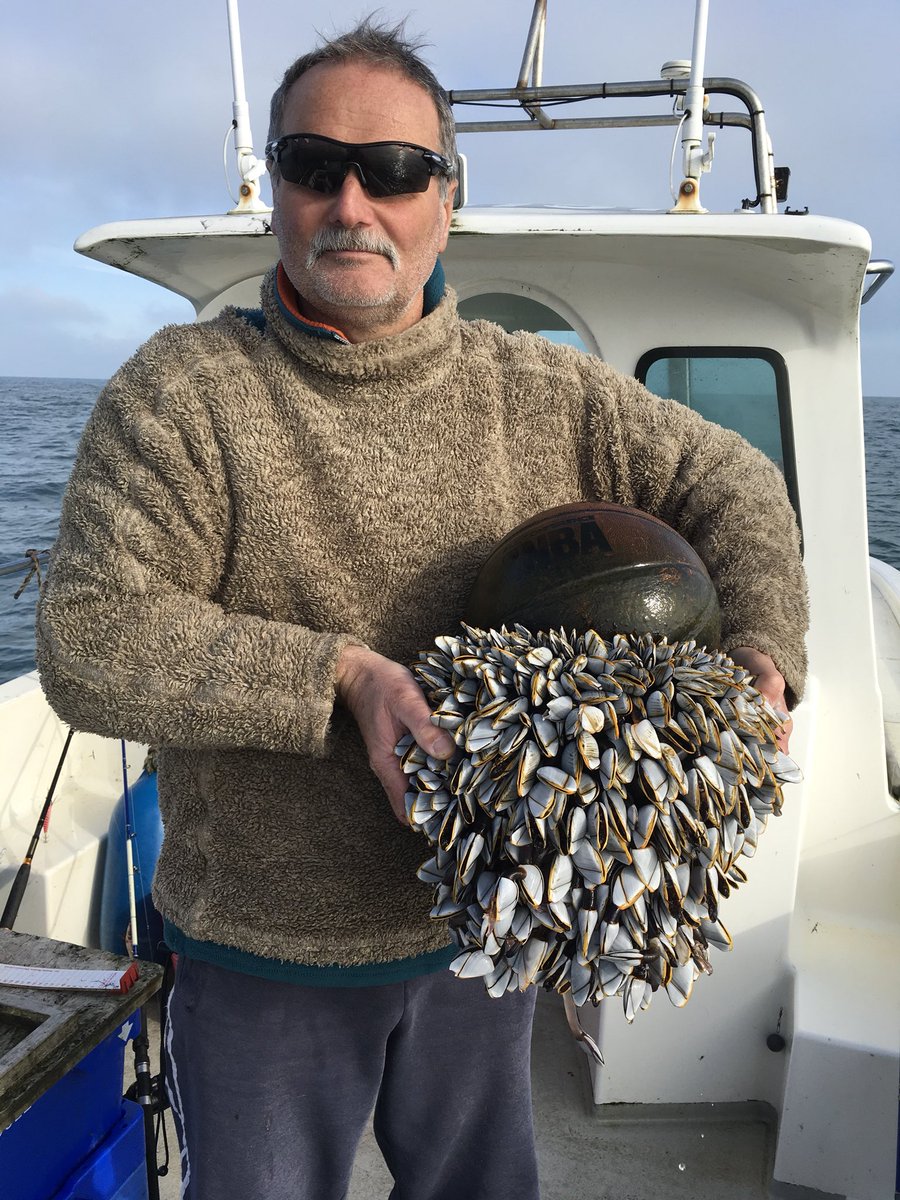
267;15;457;199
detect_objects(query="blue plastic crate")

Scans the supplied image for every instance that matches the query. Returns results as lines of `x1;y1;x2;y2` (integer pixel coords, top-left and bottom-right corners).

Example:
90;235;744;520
54;1099;148;1200
0;1017;144;1200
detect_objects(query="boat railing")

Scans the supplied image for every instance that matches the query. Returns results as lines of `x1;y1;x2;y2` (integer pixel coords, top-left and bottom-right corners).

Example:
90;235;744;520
451;75;779;212
448;0;779;213
0;550;49;588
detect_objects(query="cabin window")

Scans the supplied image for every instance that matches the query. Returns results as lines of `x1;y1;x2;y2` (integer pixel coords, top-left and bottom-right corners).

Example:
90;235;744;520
635;347;800;516
458;293;588;350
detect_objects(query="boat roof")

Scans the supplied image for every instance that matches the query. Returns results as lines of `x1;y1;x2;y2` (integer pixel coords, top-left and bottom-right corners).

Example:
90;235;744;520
74;208;871;316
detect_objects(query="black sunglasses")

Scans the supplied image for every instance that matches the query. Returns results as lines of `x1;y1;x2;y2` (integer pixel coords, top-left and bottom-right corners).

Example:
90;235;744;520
265;132;454;198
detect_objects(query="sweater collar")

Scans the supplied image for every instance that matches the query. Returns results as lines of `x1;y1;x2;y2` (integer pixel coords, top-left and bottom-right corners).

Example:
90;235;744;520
274;259;447;345
261;263;460;388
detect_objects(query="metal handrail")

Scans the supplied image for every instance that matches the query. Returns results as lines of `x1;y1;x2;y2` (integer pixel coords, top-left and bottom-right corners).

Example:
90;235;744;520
861;260;894;305
448;1;775;211
450;76;777;212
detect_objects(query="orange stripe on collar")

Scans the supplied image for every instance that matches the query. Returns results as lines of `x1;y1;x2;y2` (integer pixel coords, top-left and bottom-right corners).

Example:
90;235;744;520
275;262;348;340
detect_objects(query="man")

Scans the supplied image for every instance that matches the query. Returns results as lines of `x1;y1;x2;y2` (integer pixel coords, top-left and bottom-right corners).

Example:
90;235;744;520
36;17;806;1200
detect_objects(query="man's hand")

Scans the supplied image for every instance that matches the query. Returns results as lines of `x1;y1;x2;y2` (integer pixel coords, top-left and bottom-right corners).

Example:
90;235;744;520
728;646;792;753
335;645;456;823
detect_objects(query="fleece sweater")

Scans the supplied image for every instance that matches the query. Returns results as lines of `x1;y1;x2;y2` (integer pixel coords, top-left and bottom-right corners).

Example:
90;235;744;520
36;265;808;971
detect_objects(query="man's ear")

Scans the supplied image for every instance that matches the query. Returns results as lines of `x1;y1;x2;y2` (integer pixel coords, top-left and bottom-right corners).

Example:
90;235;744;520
269;184;280;238
438;180;457;251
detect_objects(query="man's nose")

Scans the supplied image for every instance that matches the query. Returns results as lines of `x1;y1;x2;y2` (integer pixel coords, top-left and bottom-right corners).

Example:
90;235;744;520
327;167;375;224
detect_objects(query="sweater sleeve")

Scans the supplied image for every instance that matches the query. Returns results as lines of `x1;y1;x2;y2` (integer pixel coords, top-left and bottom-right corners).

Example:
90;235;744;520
584;368;808;708
35;330;361;755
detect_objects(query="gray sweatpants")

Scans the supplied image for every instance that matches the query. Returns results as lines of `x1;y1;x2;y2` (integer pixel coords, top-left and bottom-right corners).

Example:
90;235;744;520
164;955;539;1200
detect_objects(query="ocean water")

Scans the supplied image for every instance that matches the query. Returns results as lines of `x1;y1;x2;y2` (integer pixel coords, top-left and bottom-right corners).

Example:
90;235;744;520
1;377;898;687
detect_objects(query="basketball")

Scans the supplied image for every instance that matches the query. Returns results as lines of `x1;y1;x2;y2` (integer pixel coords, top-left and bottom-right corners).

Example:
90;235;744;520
465;501;721;647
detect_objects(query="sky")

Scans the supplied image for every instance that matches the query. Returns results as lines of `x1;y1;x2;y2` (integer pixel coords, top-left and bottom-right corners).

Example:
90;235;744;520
3;0;898;393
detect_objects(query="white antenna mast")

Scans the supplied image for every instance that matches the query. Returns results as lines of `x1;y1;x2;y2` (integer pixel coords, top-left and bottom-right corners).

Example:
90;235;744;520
670;0;715;213
225;0;270;213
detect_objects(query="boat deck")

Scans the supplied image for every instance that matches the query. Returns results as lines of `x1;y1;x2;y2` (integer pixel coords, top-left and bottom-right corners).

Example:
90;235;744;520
147;991;812;1200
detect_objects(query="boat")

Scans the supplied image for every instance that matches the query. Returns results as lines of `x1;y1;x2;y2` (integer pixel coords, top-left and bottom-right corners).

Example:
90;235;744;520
1;2;898;1197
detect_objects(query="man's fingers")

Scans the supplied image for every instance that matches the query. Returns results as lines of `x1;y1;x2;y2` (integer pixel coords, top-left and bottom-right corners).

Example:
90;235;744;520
728;646;792;754
411;717;456;760
388;676;455;759
749;679;790;751
370;750;411;824
386;711;455;824
336;645;458;818
772;711;793;754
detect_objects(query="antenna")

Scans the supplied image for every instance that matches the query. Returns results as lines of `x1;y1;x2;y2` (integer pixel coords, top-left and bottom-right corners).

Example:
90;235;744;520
670;0;715;212
225;0;270;213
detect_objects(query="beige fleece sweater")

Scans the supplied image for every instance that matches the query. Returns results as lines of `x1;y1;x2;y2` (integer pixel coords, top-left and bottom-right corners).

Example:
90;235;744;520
36;268;807;967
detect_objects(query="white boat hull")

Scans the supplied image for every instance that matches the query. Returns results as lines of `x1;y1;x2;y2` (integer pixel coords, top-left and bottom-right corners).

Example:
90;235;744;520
0;673;145;948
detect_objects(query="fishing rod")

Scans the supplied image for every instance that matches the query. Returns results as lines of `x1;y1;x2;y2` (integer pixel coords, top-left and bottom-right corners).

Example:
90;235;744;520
2;728;167;1193
120;740;162;1200
0;549;66;932
1;727;74;930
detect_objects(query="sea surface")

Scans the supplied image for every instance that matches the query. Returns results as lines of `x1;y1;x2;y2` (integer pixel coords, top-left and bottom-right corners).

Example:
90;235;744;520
1;376;898;687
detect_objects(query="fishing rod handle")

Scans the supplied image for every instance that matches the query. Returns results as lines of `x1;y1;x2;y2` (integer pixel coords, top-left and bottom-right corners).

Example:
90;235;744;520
0;727;74;931
0;863;33;930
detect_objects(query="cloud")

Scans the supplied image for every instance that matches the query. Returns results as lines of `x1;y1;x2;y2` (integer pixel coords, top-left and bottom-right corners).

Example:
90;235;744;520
0;285;103;327
0;282;190;379
6;0;900;387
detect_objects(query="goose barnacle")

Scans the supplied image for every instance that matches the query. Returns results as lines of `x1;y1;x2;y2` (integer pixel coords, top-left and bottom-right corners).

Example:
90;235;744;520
396;624;800;1022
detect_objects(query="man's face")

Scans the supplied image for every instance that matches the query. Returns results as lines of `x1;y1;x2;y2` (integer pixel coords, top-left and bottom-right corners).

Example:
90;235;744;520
271;60;456;342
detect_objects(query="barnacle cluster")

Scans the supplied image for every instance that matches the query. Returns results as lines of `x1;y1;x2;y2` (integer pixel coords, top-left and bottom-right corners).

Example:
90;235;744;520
397;624;800;1021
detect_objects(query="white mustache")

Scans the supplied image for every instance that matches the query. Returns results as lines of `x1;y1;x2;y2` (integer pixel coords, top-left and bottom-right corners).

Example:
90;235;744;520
306;227;399;269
